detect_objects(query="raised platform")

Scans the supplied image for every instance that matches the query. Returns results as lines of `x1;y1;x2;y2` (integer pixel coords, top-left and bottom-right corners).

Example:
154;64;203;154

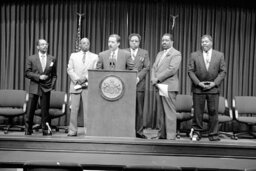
0;129;256;170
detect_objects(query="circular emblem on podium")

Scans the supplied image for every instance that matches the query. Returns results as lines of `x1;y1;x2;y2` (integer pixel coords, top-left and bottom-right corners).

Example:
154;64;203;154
100;75;125;101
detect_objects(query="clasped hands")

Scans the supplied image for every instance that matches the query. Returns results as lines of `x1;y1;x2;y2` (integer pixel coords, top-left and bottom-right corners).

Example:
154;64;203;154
39;75;48;80
76;77;87;85
198;81;215;90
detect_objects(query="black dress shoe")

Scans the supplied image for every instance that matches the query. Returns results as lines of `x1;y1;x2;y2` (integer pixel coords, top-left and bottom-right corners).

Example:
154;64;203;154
25;130;33;135
136;133;147;139
42;130;52;136
209;135;220;141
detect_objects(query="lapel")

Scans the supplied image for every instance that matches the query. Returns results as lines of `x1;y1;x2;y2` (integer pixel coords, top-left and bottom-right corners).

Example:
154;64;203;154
198;51;208;71
154;51;164;68
208;50;217;72
158;49;172;68
44;55;52;72
105;50;112;64
35;54;44;73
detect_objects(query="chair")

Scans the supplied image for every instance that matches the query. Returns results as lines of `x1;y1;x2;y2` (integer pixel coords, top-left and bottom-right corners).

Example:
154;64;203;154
203;96;235;139
232;96;256;139
0;89;29;134
23;161;83;171
175;94;193;139
34;91;68;133
124;165;181;171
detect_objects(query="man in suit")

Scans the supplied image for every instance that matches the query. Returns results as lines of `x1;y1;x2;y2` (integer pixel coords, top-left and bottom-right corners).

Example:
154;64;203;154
151;33;182;140
188;34;226;141
126;33;150;139
67;38;98;136
96;34;134;70
25;39;57;136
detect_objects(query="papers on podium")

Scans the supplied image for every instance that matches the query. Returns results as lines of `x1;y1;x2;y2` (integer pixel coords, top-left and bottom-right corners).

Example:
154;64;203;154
157;83;168;97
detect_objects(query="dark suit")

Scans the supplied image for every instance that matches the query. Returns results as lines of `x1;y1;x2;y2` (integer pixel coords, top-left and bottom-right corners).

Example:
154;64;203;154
25;54;57;132
126;48;150;137
151;47;181;139
96;49;134;70
188;49;226;137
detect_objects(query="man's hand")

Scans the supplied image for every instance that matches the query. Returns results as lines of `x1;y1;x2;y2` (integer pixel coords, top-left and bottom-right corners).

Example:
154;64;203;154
151;78;158;86
77;77;87;85
39;75;48;80
204;82;215;90
199;81;215;90
136;77;140;85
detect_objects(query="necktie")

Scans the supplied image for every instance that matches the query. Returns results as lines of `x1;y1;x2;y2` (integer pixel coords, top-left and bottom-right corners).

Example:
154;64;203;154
82;52;86;64
205;52;210;70
41;55;46;71
157;50;167;67
110;51;116;69
131;50;136;60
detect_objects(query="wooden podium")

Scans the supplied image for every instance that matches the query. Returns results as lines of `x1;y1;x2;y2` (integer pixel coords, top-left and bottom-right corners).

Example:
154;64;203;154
87;70;137;137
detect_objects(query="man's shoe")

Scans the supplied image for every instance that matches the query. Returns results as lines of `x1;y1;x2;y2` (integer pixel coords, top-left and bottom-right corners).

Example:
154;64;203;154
42;130;52;136
209;135;220;141
67;131;77;136
25;130;33;135
136;133;147;139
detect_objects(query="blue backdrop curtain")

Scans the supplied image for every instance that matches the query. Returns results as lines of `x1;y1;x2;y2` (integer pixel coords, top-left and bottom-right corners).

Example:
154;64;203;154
0;0;255;131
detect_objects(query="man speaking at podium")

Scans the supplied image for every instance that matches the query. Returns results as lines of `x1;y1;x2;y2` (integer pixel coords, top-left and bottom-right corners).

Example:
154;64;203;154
96;34;134;70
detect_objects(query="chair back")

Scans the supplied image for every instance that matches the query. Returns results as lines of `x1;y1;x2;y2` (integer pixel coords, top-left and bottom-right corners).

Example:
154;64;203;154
175;94;193;112
23;161;83;171
234;96;256;114
0;89;28;108
50;91;67;111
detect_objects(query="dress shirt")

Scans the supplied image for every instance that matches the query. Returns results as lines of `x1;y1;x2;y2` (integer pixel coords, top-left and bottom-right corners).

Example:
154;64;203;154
203;49;212;70
39;52;47;71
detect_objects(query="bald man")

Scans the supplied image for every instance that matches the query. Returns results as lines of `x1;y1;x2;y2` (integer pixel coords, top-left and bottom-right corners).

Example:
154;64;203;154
67;38;98;136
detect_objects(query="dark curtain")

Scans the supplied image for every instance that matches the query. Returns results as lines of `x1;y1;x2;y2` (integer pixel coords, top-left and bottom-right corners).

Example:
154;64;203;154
1;0;255;130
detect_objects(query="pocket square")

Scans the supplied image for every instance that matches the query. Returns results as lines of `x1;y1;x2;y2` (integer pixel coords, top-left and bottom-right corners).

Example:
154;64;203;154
50;62;54;67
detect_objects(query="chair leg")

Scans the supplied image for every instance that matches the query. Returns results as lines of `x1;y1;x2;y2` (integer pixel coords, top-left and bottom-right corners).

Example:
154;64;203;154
176;121;181;139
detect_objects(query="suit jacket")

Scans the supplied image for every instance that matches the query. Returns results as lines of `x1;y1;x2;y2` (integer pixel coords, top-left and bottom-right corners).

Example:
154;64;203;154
67;51;98;93
25;53;57;95
96;49;134;70
151;47;181;92
125;48;150;91
188;49;226;94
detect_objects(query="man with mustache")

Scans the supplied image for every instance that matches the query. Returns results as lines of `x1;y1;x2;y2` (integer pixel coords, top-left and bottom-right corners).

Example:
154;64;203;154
96;34;134;70
25;39;57;136
151;33;182;140
188;35;226;141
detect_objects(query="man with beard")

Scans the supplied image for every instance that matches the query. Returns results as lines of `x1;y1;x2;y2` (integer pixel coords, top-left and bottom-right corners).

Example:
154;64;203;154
25;39;57;136
151;33;182;140
188;35;226;141
96;34;134;70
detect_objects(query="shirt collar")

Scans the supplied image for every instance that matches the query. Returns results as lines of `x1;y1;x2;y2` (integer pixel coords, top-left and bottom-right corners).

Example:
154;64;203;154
38;52;47;57
203;48;212;56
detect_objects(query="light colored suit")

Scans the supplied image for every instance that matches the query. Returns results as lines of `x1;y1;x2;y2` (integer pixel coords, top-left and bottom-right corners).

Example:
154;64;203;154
151;47;182;139
96;49;134;70
67;51;98;134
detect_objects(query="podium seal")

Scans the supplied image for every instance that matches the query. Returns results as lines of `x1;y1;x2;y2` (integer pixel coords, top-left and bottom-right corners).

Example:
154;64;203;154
100;75;125;101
